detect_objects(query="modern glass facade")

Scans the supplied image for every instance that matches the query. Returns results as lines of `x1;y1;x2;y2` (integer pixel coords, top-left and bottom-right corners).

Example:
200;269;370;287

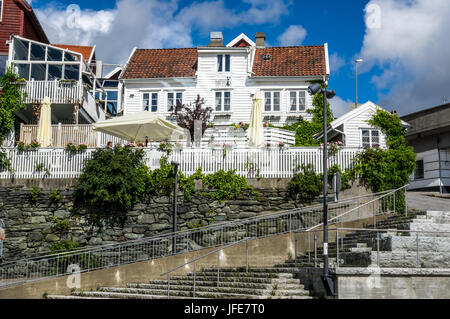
10;37;82;81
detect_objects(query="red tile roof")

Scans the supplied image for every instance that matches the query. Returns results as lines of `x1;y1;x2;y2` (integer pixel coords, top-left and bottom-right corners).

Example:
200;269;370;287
121;45;326;79
121;48;198;79
51;44;95;62
252;46;327;77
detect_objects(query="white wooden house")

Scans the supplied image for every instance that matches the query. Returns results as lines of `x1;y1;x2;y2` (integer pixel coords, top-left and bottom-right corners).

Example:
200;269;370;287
314;101;390;149
118;32;330;128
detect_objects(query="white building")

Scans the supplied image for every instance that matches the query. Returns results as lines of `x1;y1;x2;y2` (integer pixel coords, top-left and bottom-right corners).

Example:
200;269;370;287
314;101;390;149
118;32;330;128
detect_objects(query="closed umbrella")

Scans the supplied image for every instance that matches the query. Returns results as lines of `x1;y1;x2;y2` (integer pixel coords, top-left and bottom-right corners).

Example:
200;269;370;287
92;112;185;142
247;91;264;147
37;96;52;147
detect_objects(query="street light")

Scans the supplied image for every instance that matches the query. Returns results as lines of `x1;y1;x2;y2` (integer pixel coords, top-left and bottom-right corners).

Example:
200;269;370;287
355;59;364;108
308;82;337;296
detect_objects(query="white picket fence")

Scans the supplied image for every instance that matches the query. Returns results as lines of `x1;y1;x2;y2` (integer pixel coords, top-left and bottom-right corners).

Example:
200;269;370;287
0;147;362;179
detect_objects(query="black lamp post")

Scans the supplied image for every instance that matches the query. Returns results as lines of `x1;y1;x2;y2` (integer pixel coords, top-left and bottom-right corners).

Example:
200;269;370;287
171;161;179;254
307;82;337;297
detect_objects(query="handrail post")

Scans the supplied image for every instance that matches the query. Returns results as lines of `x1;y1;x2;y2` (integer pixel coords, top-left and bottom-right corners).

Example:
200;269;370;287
308;231;311;264
377;232;380;266
246;239;249;273
294;232;298;260
167;274;170;298
217;251;220;287
336;230;339;268
314;234;318;268
193;262;196;298
394;191;396;214
405;187;408;216
416;233;420;268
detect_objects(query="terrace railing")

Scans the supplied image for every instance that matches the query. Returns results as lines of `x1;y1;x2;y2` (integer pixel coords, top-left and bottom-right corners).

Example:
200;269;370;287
0;147;362;179
0;187;407;288
17;80;83;105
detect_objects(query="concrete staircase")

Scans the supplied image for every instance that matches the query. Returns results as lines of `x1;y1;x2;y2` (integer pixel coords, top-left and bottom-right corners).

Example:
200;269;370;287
46;268;312;299
275;211;427;270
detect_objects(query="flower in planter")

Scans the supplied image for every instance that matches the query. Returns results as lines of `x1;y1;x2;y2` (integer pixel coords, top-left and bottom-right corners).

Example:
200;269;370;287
264;142;272;149
124;142;136;148
29;139;40;149
279;142;286;150
17;141;25;152
78;143;88;151
263;122;269;128
65;142;78;154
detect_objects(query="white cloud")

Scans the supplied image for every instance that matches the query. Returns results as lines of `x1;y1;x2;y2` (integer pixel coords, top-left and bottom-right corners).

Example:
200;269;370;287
329;96;352;118
35;0;291;65
359;0;450;115
329;52;346;73
277;25;307;46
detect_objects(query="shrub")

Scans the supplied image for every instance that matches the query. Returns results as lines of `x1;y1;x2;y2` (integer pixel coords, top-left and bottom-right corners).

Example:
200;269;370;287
49;189;61;202
288;164;323;203
74;145;151;211
202;169;256;202
29;186;41;202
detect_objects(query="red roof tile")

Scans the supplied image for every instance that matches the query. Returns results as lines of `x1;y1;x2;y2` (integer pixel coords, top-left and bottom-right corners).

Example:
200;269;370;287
121;45;326;79
51;44;95;62
252;46;327;77
122;48;198;79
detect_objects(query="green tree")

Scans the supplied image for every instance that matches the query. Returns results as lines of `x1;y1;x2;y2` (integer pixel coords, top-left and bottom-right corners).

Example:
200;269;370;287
282;81;334;146
74;145;151;211
0;66;27;144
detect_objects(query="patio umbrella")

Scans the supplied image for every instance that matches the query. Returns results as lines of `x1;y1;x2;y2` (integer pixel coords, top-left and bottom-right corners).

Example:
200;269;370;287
247;91;264;147
92;112;185;143
37;96;52;147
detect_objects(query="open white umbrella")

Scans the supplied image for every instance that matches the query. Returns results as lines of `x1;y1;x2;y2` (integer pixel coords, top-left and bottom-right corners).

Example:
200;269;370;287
247;91;264;147
37;96;52;147
92;112;185;143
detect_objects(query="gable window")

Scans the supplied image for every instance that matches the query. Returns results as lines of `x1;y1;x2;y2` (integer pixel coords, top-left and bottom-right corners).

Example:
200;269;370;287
290;91;306;111
168;92;183;112
215;91;231;112
217;54;230;72
143;93;158;112
362;129;380;149
264;91;281;112
414;160;424;180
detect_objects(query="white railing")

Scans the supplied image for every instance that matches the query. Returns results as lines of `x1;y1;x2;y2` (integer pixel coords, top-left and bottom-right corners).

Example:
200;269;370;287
0;147;362;179
19;125;296;149
20;124;122;148
17;80;83;104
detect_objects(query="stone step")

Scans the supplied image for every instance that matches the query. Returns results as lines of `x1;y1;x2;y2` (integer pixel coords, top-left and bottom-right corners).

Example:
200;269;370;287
72;291;205;299
46;295;111;299
100;286;270;296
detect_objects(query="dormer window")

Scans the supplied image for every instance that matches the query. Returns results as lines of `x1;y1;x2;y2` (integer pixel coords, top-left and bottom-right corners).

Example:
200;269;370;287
218;54;230;72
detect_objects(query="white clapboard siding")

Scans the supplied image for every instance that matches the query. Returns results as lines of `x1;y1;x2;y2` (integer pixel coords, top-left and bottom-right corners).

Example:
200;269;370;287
0;147;361;180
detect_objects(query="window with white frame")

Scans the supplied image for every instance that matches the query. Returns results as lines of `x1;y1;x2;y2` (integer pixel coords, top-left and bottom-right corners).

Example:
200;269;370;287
167;92;183;112
264;91;281;112
217;54;230;72
0;1;3;22
215;91;231;112
10;37;82;81
289;90;306;111
143;93;158;112
361;129;380;149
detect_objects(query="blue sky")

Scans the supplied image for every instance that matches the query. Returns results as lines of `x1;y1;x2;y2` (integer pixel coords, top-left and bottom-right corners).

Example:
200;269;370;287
30;0;450;117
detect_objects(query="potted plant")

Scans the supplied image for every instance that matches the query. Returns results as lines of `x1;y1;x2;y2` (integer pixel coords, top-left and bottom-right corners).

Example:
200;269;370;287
278;142;286;150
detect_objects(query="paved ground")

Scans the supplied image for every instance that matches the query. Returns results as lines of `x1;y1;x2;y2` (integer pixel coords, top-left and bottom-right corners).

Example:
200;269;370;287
407;192;450;212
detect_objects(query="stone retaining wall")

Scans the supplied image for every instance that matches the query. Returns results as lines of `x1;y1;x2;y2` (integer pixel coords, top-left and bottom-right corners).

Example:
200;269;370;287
0;185;314;261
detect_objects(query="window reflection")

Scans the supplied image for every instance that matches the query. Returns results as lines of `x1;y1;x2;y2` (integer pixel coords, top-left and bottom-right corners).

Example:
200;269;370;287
14;39;29;61
64;52;78;62
31;64;47;81
47;47;63;61
48;64;63;80
30;43;46;61
15;64;30;80
64;64;80;80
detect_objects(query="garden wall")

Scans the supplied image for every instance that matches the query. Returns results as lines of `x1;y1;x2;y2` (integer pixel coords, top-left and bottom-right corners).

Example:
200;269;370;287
0;183;313;261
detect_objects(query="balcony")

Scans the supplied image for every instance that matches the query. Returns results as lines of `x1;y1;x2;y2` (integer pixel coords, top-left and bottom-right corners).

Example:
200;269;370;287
17;79;83;105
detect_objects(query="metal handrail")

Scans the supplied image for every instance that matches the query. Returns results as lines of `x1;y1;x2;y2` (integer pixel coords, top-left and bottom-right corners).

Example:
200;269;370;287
161;238;249;277
0;186;407;287
307;185;408;231
0;189;394;266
